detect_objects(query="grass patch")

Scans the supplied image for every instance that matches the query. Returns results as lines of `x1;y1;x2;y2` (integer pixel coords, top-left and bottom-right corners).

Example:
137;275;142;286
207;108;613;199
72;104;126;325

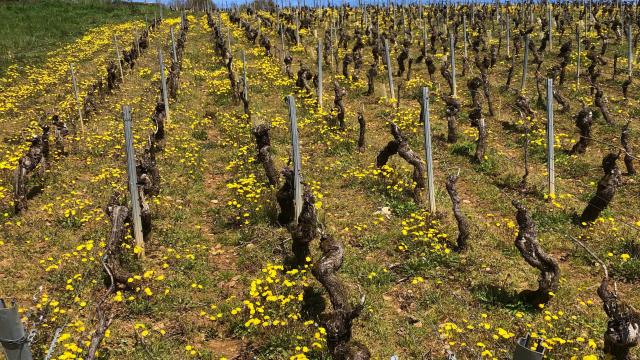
0;0;161;73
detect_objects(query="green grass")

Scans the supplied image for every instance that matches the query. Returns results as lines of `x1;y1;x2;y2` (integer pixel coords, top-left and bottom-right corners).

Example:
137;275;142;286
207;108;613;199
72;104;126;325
0;0;160;73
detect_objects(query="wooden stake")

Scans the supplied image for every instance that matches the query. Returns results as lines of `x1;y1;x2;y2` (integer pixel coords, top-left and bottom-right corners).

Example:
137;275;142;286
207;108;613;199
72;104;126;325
122;106;144;257
546;78;555;197
113;35;124;82
170;27;178;63
70;64;84;133
285;95;303;224
450;30;457;97
317;39;323;110
384;39;395;99
520;34;529;92
421;87;436;213
158;47;170;124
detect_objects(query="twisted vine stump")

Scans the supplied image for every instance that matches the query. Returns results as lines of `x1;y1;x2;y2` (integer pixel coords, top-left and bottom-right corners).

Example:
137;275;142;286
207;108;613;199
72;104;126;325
138;187;152;242
622;77;632;99
598;277;640;359
82;81;102;116
580;153;622;225
366;64;377;96
260;35;272;56
151;101;166;141
342;53;353;79
469;108;487;163
13;127;48;213
467;76;482;109
103;195;134;290
137;136;161;197
504;55;516;90
252;124;279;186
284;54;294;79
396;41;409;77
552;85;570;113
239;77;251;120
440;60;454;95
52;115;69;156
276;167;295;225
106;62;121;91
570;107;593;155
425;55;436;80
512;200;560;306
375;123;426;203
558;41;572;86
475;53;494;116
289;189;318;268
357;111;365;151
312;233;370;360
595;85;614;125
168;61;181;100
40;124;50;173
224;50;239;101
296;64;314;94
515;94;535;125
621;122;636;175
442;95;460;143
405;58;413;81
445;175;470;252
333;80;347;130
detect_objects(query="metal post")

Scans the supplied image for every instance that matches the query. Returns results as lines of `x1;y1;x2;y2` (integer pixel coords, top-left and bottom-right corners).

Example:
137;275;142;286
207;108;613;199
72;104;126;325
520;34;529;92
295;9;301;45
450;30;457;97
113;35;124;81
242;50;248;101
158;47;170;124
506;10;510;57
0;300;33;360
281;23;286;61
170;27;178;63
285;96;303;225
548;4;552;52
422;87;436;214
576;24;581;86
463;14;468;59
628;22;633;77
134;30;141;57
423;19;428;57
384;39;395;99
122;106;144;257
317;39;323;110
421;87;436;213
546;79;555;197
70;64;84;133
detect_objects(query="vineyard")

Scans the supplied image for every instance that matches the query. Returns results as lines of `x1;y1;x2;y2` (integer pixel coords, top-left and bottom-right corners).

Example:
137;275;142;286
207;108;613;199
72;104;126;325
1;0;640;359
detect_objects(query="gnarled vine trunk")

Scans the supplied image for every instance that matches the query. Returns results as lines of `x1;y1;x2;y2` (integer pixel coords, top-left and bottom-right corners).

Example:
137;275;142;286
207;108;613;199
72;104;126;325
445;175;470;252
512;200;560;306
312;233;371;360
580;153;622;224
